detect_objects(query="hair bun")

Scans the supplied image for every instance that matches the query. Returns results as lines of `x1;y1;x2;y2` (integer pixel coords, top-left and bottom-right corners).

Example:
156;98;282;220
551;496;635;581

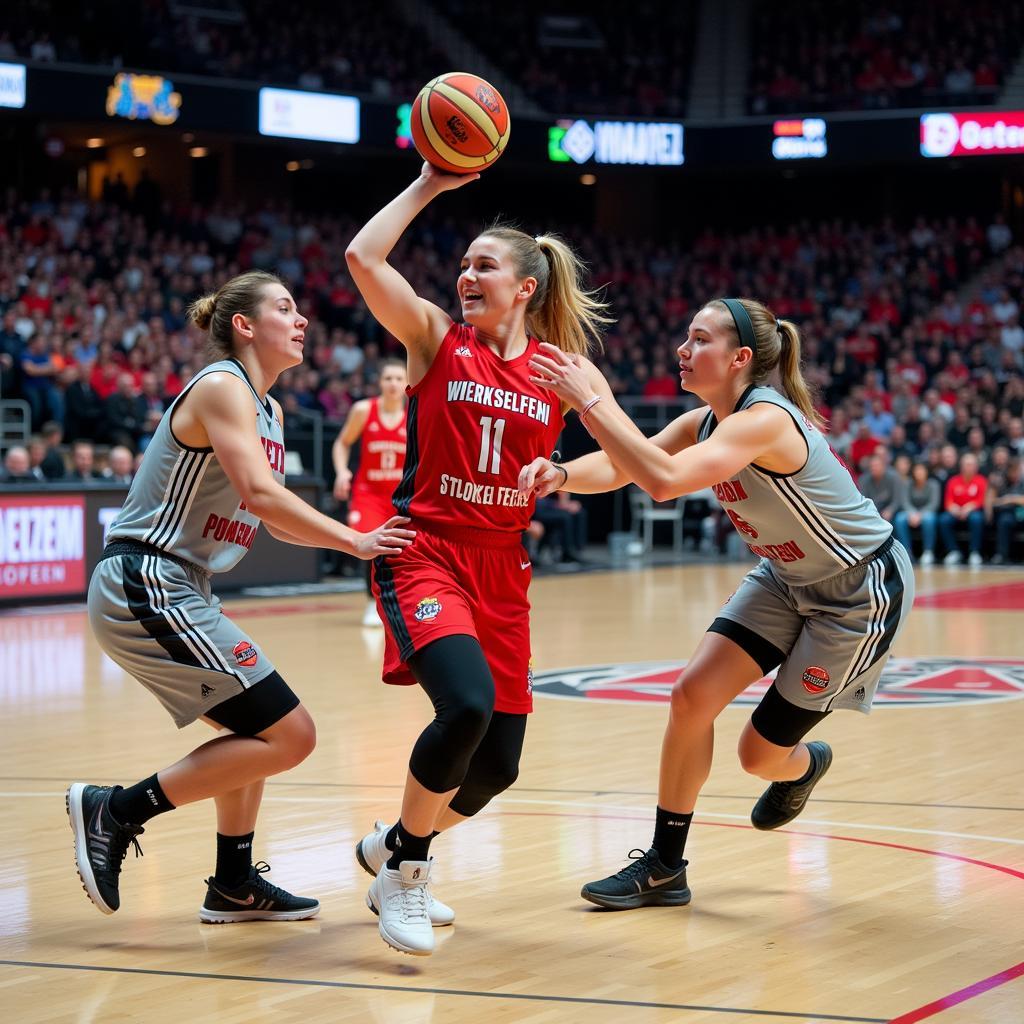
187;293;218;331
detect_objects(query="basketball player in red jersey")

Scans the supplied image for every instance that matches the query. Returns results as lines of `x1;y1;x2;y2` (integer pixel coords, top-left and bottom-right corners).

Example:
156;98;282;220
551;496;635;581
345;162;611;955
332;358;408;626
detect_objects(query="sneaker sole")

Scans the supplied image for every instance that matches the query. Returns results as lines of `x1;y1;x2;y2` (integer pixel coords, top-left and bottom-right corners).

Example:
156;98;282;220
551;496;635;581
580;886;692;911
751;744;834;831
66;783;115;915
199;905;320;924
366;894;434;955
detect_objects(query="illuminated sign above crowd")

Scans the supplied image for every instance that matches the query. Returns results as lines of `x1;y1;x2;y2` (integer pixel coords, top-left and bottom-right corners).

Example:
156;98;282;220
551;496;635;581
106;73;181;125
549;118;684;166
0;62;27;110
771;118;827;160
920;111;1024;158
258;87;360;144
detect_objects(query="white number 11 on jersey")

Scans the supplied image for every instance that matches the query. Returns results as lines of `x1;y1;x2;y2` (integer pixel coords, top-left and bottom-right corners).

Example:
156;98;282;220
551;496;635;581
477;416;507;474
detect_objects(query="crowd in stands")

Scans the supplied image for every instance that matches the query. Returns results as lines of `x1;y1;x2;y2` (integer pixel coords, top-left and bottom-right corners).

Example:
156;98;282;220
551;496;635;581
0;0;449;103
1;181;1023;562
749;0;1024;114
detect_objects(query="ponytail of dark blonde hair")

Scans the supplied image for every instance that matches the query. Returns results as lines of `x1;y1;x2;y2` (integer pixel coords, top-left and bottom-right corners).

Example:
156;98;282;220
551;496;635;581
477;224;612;357
704;297;825;430
187;270;284;363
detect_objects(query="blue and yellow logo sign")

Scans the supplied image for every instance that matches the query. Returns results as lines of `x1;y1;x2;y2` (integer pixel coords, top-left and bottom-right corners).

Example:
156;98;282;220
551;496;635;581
106;73;181;125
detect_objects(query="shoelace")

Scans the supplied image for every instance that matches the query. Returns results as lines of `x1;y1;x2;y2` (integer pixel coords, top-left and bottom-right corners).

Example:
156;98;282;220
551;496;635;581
611;848;657;881
249;861;293;903
108;825;144;877
387;877;429;923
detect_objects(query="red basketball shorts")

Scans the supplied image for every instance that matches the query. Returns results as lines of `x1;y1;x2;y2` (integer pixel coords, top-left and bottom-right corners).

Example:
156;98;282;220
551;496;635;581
348;488;397;532
371;520;534;714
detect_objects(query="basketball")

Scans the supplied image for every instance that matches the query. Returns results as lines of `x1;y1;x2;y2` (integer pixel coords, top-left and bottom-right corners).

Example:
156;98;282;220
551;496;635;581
410;72;510;175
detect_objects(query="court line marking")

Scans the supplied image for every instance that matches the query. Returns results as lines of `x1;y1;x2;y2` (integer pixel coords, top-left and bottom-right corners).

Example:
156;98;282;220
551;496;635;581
0;959;887;1022
3;776;1021;813
887;960;1024;1023
3;791;1022;848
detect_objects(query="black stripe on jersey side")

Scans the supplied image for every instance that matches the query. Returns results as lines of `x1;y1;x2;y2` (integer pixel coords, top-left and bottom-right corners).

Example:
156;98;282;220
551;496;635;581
773;476;860;567
846;560;886;684
391;394;420;517
697;409;715;442
145;556;241;681
776;475;861;564
743;402;810;478
121;555;207;671
764;476;854;568
851;549;905;680
145;450;200;547
372;557;414;660
150;450;209;550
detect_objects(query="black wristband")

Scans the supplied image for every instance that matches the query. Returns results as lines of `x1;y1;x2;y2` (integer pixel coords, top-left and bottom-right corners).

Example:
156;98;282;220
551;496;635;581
555;464;569;488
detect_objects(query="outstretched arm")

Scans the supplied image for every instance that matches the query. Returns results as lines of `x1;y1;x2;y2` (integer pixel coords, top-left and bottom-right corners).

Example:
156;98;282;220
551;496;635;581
345;162;477;383
189;374;415;559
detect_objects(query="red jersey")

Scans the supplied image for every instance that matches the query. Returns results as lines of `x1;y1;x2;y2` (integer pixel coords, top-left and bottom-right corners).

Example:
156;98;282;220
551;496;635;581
352;397;407;499
394;322;564;533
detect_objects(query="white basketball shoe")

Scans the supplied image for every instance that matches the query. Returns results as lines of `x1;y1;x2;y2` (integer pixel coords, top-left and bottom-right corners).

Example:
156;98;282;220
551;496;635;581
356;820;454;925
367;859;435;956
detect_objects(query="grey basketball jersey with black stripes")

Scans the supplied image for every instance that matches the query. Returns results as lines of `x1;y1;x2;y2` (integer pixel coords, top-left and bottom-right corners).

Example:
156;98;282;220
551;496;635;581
108;358;285;573
698;385;890;585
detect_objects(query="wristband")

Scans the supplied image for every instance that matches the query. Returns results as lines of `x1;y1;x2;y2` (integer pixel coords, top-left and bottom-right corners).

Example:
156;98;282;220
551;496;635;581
579;394;602;422
554;464;569;488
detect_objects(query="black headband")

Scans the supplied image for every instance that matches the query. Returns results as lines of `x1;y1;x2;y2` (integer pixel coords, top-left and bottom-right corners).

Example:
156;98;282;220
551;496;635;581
720;298;757;353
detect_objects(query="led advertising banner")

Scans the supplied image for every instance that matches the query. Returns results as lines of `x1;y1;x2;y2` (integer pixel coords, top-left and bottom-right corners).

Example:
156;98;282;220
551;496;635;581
0;494;86;599
548;119;684;165
771;118;828;160
0;62;26;109
258;87;360;144
920;111;1024;158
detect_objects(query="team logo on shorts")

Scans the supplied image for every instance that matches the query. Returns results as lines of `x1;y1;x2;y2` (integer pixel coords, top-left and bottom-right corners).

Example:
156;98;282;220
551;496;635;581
801;665;830;694
414;596;442;622
527;658;534;696
530;658;1024;709
232;639;259;667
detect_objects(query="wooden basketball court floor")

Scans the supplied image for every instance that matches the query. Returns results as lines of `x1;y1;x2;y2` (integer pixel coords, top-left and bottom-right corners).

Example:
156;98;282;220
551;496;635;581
1;563;1023;1024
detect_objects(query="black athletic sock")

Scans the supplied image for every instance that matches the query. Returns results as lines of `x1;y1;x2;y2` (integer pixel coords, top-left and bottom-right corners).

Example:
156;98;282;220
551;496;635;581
652;806;693;869
108;774;175;826
386;820;433;869
214;831;254;887
384;822;438;851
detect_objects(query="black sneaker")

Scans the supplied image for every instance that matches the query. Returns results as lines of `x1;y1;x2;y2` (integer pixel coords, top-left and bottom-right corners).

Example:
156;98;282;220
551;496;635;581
580;848;691;910
751;740;833;831
66;782;144;914
199;861;320;923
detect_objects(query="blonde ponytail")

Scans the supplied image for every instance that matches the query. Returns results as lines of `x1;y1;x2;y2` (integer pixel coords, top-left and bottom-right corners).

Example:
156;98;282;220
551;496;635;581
477;224;612;358
704;297;825;430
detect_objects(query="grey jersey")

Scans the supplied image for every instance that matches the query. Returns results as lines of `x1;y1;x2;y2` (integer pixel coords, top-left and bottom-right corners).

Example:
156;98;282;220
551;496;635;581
698;385;891;585
108;358;285;573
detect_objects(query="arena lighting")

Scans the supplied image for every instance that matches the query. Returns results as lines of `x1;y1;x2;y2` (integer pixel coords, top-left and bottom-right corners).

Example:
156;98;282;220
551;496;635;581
920;110;1024;158
285;160;300;171
132;146;146;157
259;87;360;144
0;62;26;109
771;118;828;160
189;146;208;158
549;118;684;165
580;173;597;185
85;138;104;149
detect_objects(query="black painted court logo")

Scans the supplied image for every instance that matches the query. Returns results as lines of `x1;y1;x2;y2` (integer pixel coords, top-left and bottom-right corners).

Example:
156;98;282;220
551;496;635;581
532;657;1024;708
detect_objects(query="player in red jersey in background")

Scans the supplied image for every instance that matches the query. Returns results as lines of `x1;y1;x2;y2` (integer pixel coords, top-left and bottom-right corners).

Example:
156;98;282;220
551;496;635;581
332;358;409;626
345;161;611;956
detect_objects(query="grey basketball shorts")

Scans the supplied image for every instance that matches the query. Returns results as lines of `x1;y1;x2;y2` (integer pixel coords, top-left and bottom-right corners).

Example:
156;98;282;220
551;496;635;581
88;552;276;728
710;538;915;714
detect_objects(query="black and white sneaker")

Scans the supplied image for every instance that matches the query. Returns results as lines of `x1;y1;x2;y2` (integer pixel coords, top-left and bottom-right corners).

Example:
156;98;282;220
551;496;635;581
199;862;320;923
751;740;833;830
580;848;691;910
66;782;144;915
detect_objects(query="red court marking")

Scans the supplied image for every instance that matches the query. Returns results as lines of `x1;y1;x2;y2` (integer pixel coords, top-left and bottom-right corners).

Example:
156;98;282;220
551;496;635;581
915;580;1024;610
887;960;1024;1023
497;810;1024;1023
